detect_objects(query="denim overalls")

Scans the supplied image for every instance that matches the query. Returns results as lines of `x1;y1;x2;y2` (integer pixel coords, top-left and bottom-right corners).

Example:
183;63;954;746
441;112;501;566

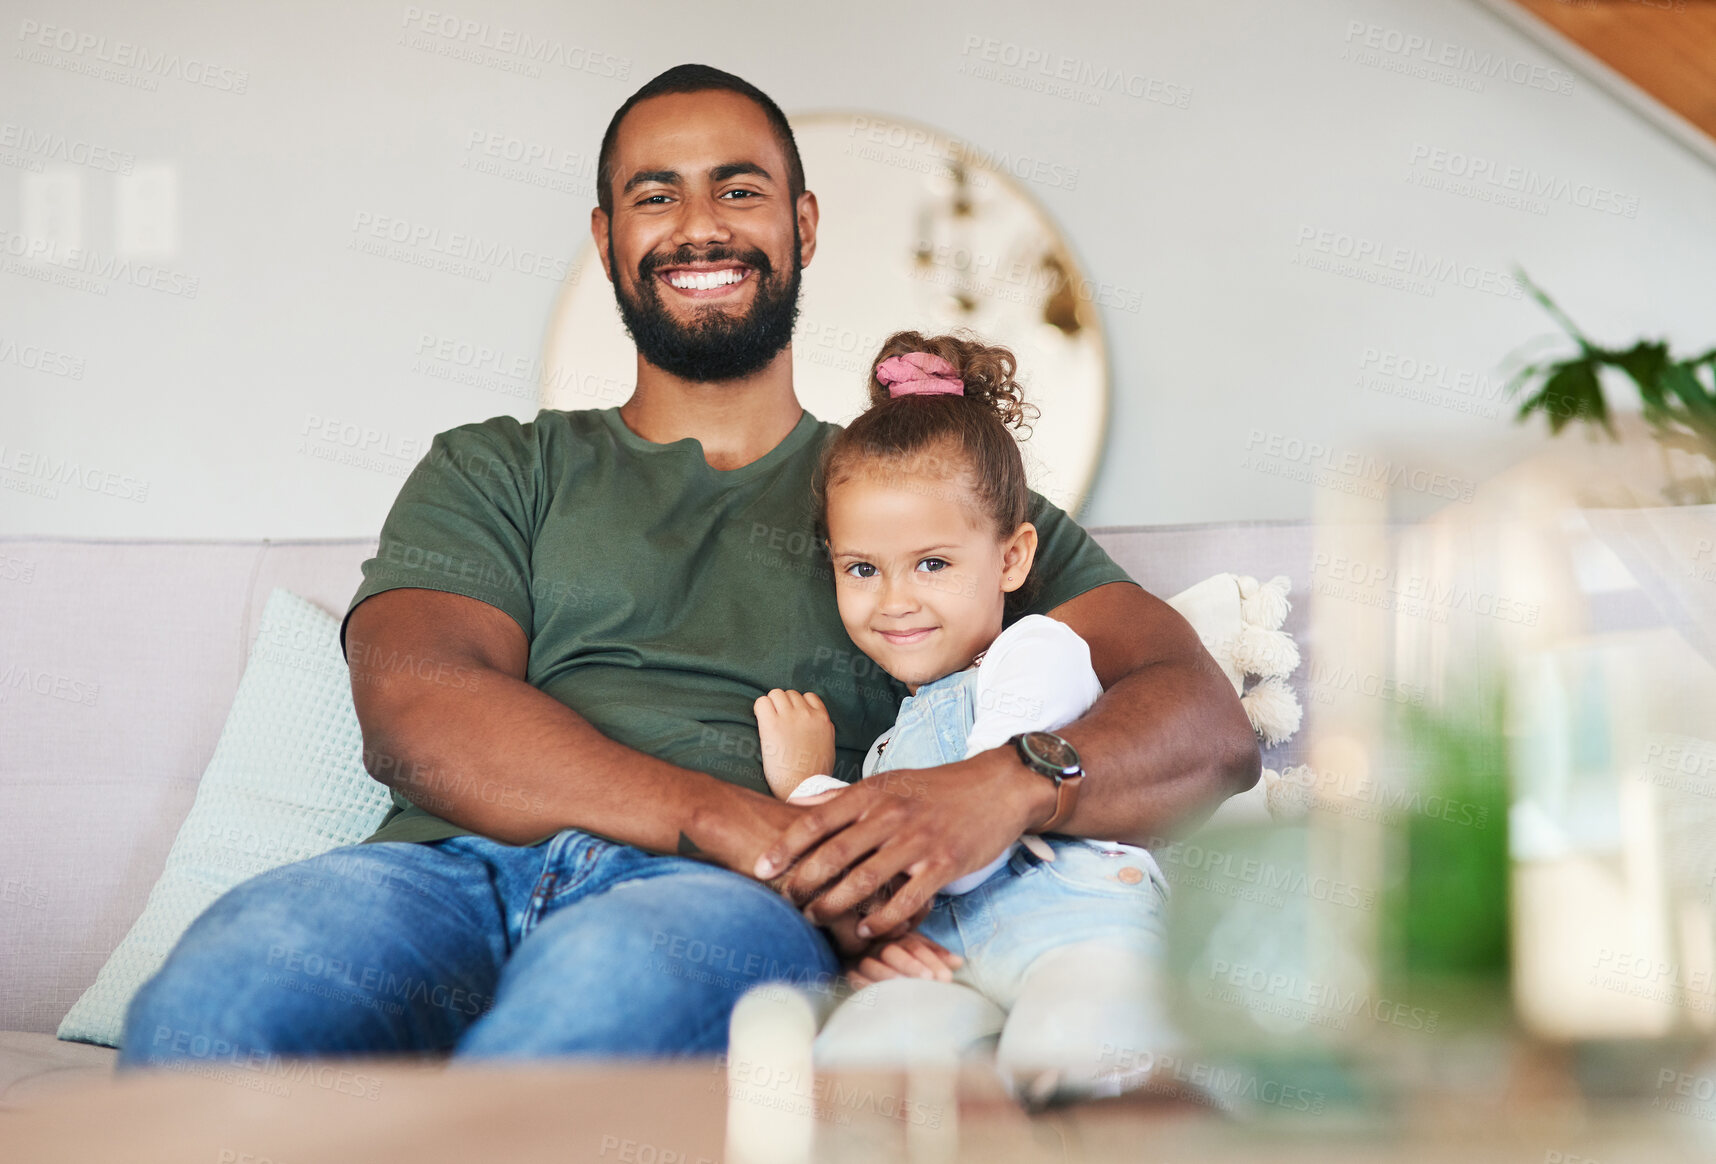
868;667;1171;1009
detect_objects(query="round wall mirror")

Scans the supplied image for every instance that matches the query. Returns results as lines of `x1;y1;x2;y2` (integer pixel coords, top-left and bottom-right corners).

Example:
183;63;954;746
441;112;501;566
542;111;1111;513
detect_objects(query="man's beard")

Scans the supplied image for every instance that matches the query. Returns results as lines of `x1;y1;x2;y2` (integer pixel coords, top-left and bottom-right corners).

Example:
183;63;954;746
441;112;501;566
608;228;802;383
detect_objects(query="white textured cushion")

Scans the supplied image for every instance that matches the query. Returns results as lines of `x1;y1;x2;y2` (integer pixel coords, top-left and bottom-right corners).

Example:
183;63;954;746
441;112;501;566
1165;574;1249;693
1166;573;1304;826
55;589;393;1048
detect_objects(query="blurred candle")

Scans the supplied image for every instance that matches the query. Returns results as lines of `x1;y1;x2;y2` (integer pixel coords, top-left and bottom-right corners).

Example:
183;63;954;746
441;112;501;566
725;985;818;1164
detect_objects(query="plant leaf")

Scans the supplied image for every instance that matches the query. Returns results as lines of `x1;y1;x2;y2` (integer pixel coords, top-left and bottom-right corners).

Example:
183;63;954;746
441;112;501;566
1659;364;1716;454
1612;340;1671;406
1516;268;1595;352
1662;363;1716;421
1521;360;1609;436
1502;277;1713;456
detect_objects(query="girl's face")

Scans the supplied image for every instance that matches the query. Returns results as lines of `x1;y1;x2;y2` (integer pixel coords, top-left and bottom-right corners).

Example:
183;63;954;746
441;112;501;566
824;454;1036;693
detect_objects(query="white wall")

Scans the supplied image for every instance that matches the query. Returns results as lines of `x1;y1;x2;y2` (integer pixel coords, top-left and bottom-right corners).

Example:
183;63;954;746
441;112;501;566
4;0;1713;537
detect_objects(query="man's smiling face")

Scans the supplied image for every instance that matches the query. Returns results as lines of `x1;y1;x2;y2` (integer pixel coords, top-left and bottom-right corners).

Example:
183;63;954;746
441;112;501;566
596;89;816;382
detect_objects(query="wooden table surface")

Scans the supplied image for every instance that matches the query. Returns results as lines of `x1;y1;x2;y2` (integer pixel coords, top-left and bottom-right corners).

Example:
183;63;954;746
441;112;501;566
1;1054;1710;1163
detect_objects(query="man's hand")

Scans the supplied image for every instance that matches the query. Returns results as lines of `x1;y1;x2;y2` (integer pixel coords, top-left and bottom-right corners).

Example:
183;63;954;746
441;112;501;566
753;688;837;799
754;750;1053;939
815;876;937;959
677;783;811;878
675;779;944;962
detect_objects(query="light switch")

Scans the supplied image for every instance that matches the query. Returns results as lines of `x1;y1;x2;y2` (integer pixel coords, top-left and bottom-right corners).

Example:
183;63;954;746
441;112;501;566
21;168;83;261
117;163;178;259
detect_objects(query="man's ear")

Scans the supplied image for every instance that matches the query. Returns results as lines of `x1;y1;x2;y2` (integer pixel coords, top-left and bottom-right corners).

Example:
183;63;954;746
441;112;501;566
796;190;820;269
1001;522;1038;593
591;208;614;283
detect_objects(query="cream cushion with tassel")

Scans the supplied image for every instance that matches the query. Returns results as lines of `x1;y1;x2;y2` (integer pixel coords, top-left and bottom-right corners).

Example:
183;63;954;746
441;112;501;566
1164;574;1307;826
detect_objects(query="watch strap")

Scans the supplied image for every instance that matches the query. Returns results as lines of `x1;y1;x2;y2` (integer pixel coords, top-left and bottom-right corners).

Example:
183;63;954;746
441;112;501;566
1028;771;1082;835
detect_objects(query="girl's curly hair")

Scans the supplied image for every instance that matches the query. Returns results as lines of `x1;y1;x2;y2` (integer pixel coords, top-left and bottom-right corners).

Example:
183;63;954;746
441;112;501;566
815;330;1041;602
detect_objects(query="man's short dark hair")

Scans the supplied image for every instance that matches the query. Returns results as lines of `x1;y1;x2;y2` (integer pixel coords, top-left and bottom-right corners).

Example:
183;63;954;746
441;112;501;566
596;64;805;217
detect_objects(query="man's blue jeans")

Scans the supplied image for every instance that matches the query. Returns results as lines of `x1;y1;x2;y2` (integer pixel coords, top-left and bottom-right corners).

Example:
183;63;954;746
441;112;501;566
117;828;839;1068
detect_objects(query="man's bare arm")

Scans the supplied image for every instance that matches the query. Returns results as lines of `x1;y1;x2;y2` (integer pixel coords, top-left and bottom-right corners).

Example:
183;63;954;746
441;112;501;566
345;587;797;870
1031;579;1261;840
758;581;1260;930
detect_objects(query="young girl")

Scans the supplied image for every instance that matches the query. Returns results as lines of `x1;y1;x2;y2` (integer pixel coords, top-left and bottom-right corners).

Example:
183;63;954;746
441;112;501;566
753;331;1177;1105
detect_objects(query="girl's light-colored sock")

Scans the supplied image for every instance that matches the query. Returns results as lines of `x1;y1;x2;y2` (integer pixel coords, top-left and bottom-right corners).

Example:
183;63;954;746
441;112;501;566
813;977;1005;1069
994;940;1187;1107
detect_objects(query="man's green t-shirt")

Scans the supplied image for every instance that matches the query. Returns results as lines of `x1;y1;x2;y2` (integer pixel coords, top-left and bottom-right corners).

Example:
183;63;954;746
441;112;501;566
340;407;1133;846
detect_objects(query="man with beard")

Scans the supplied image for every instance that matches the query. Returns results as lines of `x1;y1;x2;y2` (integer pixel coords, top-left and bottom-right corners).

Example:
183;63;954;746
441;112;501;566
119;65;1256;1069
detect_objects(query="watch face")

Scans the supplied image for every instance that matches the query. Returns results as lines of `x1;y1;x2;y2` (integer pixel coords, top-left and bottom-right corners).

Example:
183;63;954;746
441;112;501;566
1022;731;1080;775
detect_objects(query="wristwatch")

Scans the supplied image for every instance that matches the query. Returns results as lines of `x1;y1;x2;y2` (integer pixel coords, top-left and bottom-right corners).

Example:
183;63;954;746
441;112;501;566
1010;731;1084;834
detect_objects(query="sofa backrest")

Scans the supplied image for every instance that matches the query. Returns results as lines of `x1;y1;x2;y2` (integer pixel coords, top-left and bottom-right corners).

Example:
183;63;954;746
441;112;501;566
0;523;1316;1034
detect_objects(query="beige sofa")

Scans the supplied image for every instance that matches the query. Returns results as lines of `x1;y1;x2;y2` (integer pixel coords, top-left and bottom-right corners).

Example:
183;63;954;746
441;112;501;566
0;524;1318;1108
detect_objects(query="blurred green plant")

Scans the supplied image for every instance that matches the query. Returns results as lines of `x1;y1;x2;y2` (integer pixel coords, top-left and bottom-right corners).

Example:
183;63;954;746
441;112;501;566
1385;687;1511;985
1506;271;1716;502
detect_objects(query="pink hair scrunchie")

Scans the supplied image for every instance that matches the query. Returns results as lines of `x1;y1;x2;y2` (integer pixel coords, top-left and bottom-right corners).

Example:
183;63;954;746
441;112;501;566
875;352;964;397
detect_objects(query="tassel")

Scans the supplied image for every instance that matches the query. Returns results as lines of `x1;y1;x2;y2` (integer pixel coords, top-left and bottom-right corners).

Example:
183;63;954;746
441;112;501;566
1232;623;1301;678
1241;675;1302;747
1239;574;1292;631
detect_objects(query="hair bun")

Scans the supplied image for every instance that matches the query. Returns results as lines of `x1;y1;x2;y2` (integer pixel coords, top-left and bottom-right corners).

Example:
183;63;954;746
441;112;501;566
867;331;1035;434
876;352;965;397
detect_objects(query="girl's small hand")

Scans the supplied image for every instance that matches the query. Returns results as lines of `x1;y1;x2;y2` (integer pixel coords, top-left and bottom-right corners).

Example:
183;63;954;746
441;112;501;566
846;932;964;989
754;688;837;798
